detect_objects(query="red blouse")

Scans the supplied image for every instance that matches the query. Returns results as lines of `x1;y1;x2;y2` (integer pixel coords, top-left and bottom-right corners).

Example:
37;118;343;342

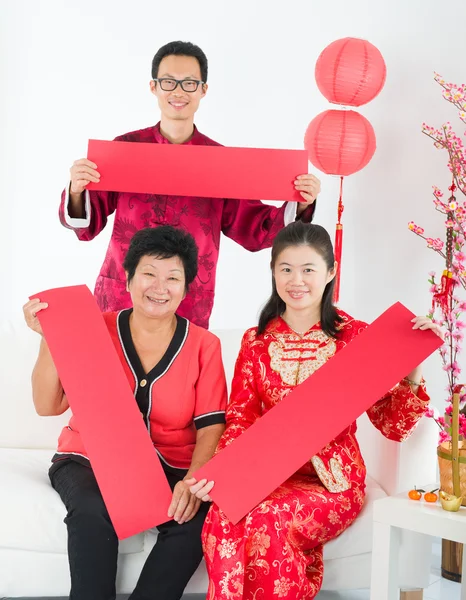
54;310;228;470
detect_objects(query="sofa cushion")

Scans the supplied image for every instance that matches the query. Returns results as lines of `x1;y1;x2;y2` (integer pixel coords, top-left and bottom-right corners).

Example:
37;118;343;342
1;447;385;562
0;448;144;554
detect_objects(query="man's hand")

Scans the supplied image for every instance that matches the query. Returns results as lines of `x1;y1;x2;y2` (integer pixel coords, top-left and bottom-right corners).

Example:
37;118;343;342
294;174;321;215
167;480;201;524
70;159;100;195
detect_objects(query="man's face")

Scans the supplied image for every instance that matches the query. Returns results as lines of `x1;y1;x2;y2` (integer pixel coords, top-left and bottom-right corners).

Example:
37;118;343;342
150;55;207;122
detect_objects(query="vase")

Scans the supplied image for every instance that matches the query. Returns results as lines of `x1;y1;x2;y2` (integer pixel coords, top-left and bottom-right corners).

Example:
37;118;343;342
437;386;465;582
437;441;466;506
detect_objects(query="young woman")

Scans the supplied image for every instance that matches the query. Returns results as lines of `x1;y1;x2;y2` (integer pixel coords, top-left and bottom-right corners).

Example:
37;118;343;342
187;221;442;600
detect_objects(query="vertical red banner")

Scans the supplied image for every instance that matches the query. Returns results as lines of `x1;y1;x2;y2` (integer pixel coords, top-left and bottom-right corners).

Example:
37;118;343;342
31;285;173;539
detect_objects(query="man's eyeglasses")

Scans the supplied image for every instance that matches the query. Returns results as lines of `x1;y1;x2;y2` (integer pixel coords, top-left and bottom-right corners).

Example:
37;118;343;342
153;78;204;93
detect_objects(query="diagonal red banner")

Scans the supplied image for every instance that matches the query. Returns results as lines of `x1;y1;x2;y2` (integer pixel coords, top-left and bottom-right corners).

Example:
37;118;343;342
30;285;173;540
86;139;308;201
194;302;442;524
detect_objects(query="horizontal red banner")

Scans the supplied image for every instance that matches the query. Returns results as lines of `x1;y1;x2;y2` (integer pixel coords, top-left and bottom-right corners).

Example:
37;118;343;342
195;303;442;524
31;285;173;539
87;139;308;201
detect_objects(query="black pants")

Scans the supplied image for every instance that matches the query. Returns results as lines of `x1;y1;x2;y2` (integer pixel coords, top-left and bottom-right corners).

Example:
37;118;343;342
50;460;209;600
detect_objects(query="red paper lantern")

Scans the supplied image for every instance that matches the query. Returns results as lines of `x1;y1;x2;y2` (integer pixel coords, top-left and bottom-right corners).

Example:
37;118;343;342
304;109;376;176
315;37;386;107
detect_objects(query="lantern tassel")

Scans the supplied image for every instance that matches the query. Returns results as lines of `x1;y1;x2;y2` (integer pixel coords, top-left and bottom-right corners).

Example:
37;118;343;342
333;177;344;304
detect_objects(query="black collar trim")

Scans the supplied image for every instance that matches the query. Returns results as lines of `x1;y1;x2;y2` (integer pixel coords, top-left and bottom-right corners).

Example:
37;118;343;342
117;309;188;386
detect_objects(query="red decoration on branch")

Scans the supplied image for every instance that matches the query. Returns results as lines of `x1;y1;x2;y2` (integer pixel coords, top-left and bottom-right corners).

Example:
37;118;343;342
315;37;386;107
304;109;376;176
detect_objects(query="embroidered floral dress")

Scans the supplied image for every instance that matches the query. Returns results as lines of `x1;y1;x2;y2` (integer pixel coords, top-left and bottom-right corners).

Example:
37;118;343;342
202;311;430;599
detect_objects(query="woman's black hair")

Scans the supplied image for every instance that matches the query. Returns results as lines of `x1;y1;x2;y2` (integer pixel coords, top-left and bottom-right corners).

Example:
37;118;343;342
123;226;198;292
257;222;343;338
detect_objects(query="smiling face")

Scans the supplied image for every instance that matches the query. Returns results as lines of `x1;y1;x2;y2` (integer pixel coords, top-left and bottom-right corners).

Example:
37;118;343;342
127;254;186;319
273;245;336;316
150;54;207;123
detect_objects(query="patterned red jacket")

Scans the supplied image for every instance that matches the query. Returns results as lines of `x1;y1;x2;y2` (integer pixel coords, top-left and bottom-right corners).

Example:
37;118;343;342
59;123;315;328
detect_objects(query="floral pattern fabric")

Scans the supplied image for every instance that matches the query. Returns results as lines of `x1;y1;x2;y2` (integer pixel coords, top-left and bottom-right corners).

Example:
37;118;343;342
202;311;430;599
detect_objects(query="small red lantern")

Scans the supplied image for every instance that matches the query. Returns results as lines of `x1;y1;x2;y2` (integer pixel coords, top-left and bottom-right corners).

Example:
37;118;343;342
315;37;386;107
304;110;377;302
308;38;386;303
304;109;376;176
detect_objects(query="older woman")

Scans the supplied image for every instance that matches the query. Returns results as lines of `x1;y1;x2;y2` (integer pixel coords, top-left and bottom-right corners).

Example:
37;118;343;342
23;226;227;600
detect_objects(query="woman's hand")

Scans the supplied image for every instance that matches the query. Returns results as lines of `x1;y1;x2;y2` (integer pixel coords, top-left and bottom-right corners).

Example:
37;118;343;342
185;476;215;502
23;298;48;336
405;316;445;388
411;316;444;340
167;480;201;524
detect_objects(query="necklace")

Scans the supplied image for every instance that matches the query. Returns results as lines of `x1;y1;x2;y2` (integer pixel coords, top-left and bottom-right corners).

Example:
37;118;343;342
291;328;306;335
282;317;308;336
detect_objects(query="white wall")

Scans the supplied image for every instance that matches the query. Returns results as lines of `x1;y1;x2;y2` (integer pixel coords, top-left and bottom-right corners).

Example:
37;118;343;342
1;0;465;414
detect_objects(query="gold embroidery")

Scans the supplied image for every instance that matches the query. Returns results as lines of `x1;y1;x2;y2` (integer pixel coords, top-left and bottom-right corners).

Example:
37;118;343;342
273;576;294;597
217;538;240;559
311;456;351;492
268;331;336;386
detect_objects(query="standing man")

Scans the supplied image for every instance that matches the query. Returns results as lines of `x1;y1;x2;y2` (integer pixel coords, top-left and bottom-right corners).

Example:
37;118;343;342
60;41;321;329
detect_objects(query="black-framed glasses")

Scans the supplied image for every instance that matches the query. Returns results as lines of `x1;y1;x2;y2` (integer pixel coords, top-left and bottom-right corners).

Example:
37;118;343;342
153;78;204;93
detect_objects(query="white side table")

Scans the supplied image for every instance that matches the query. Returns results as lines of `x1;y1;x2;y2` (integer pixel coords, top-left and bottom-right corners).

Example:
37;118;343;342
370;487;466;600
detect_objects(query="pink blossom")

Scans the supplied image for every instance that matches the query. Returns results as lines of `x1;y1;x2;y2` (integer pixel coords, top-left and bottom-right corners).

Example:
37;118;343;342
419;74;466;424
452;362;462;377
440;430;452;443
408;221;425;235
425;407;435;418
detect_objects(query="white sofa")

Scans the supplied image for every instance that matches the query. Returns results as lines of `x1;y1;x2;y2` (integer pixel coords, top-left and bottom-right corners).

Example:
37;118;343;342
0;318;438;598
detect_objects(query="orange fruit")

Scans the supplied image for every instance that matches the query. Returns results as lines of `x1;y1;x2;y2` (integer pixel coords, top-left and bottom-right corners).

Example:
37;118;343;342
408;489;422;500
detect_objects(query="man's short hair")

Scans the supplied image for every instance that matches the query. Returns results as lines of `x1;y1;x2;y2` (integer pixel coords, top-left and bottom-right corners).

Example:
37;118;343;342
151;41;208;82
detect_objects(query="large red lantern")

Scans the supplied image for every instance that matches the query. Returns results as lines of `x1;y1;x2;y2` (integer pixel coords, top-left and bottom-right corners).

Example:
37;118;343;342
306;38;386;303
304;110;376;176
315;37;386;107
